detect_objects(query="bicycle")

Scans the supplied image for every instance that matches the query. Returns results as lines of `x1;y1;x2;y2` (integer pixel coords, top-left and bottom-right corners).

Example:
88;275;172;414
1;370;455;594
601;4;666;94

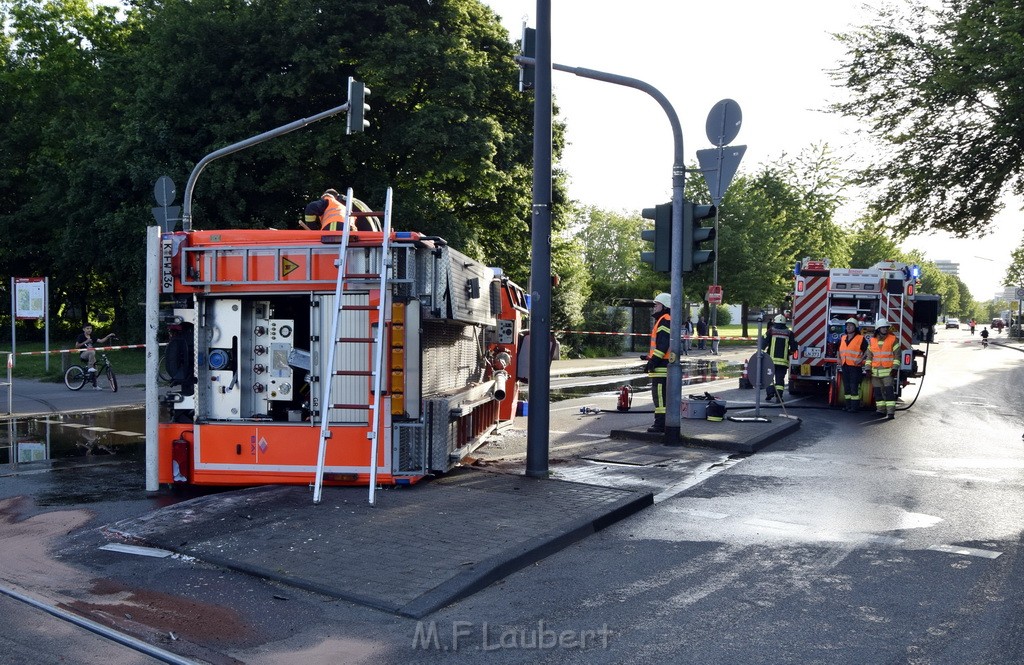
64;352;119;392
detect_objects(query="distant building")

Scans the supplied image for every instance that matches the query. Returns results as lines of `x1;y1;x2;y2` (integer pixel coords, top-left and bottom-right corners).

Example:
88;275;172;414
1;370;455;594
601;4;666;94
932;259;959;277
996;286;1019;301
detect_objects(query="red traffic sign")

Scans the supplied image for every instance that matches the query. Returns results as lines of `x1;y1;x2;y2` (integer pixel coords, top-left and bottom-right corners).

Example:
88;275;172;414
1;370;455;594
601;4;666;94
707;285;723;304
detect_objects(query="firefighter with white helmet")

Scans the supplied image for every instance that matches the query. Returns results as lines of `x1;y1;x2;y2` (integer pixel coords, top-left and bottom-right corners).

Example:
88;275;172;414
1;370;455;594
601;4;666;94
645;293;672;433
838;317;868;412
762;314;796;402
866;317;899;420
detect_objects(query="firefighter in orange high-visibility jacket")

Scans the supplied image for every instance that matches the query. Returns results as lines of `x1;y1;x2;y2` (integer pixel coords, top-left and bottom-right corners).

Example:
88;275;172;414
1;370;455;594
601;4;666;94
762;314;796;402
838;317;868;412
866;317;899;420
645;293;672;433
302;189;351;231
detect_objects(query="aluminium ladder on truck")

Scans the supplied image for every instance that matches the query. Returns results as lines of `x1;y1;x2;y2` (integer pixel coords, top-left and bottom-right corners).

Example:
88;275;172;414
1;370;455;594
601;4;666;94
312;187;394;505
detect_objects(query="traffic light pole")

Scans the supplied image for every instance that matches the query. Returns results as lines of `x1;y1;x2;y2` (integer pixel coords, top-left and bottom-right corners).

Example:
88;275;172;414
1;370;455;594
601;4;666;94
525;1;553;478
515;55;686;443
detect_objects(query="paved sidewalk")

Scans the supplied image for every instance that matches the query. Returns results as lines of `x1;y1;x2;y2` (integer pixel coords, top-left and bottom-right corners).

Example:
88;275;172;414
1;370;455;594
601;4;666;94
109;470;653;619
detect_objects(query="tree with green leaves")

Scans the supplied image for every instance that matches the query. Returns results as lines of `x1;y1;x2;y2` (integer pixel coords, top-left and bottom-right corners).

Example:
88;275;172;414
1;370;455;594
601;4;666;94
2;0;560;340
847;220;904;268
1005;236;1024;288
688;150;850;336
831;0;1024;238
574;205;666;302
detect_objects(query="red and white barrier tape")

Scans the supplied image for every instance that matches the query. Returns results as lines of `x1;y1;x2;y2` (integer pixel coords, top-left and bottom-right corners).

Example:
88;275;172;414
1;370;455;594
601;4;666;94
8;343;163;356
552;330;760;341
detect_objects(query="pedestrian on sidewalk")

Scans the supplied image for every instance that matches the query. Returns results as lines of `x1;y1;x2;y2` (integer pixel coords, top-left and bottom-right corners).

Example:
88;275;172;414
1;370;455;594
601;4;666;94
710;324;720;355
645;293;672;433
682;316;694;355
838;317;867;412
696;316;708;351
762;315;795;402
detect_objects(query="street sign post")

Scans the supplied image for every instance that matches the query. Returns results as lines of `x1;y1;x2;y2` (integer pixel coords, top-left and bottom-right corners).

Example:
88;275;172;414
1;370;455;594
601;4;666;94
707;285;723;305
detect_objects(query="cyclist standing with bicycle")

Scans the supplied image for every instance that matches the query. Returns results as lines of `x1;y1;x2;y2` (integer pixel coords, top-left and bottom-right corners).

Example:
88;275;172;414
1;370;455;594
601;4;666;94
75;324;115;388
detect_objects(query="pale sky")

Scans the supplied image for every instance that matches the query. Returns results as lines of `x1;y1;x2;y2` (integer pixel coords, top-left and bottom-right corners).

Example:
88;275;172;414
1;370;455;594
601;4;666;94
483;0;1022;301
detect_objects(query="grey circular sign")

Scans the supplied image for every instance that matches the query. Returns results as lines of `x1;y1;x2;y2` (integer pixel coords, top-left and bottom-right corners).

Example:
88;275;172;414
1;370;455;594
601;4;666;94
1016;287;1024;300
706;99;742;147
154;175;176;207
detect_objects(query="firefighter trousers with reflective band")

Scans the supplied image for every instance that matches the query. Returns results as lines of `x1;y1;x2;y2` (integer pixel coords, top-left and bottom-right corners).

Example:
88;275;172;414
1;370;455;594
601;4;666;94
768;363;787;399
841;364;863;409
871;370;896;415
650;368;667;420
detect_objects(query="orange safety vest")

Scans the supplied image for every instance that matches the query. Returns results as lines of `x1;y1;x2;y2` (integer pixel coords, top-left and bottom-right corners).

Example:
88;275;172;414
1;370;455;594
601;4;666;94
320;195;346;230
648;313;671;366
838;333;865;366
868;334;897;369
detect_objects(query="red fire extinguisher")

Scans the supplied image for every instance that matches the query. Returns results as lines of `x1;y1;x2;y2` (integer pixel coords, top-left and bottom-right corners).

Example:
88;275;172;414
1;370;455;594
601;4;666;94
616;385;633;412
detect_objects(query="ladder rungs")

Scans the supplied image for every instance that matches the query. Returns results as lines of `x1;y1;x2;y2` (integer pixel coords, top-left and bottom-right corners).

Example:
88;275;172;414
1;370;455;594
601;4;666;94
337;304;377;311
328;403;372;410
333;370;374;377
336;337;376;343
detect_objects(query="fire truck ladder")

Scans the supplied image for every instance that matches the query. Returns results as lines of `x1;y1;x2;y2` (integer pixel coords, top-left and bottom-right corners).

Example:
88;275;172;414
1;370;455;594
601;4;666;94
312;187;394;505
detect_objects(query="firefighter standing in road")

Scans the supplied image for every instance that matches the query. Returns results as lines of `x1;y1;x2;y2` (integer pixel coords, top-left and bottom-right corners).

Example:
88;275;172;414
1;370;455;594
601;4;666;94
838;317;868;412
302;189;352;231
866;317;900;420
762;314;796;402
645;293;672;433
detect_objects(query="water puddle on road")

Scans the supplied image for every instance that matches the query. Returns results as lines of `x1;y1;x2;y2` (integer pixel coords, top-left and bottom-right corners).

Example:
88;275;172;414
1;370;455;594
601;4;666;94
0;408;228;507
0;409;147;466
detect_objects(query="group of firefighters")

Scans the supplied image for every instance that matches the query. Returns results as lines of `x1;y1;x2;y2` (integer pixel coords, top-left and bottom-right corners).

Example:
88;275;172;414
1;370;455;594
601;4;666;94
645;294;903;432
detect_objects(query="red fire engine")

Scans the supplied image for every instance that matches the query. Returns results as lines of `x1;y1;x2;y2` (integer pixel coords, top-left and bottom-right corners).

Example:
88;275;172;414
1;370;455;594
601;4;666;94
787;258;940;406
154;189;526;492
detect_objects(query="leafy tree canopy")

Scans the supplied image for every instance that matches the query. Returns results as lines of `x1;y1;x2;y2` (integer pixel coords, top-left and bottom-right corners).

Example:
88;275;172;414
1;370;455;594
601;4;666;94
831;0;1024;239
1;0;560;337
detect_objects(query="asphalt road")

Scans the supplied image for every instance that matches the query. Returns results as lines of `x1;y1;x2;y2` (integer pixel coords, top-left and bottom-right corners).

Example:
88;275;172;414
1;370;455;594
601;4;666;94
2;327;1023;664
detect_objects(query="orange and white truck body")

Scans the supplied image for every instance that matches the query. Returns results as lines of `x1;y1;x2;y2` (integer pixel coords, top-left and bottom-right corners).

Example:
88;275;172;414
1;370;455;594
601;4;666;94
155;225;526;487
787;258;940;402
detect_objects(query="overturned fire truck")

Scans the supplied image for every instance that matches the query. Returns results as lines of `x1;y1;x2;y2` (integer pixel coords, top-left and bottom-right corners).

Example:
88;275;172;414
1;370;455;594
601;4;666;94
154;189;527;493
787;258;940;406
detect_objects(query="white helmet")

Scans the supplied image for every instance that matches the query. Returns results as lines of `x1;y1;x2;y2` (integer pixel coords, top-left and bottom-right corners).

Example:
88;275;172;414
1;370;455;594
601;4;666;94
874;317;890;329
653;293;672;309
845;317;859;327
773;314;786;324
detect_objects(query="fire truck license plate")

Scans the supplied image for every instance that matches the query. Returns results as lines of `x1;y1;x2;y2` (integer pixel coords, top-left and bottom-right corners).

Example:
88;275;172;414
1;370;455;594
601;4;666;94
803;347;822;358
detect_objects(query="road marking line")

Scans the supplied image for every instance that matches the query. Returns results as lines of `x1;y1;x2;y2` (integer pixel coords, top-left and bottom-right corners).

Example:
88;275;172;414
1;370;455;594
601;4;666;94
864;535;905;546
99;543;174;558
744;517;804;531
110;431;145;437
683;508;729;519
60;423;89;429
84;427;116;432
928;544;1002;559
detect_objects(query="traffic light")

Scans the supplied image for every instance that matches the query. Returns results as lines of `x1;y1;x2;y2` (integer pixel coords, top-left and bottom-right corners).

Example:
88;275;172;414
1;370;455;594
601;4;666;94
346;77;371;134
640;202;672;273
519;27;536;92
683;200;716;273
